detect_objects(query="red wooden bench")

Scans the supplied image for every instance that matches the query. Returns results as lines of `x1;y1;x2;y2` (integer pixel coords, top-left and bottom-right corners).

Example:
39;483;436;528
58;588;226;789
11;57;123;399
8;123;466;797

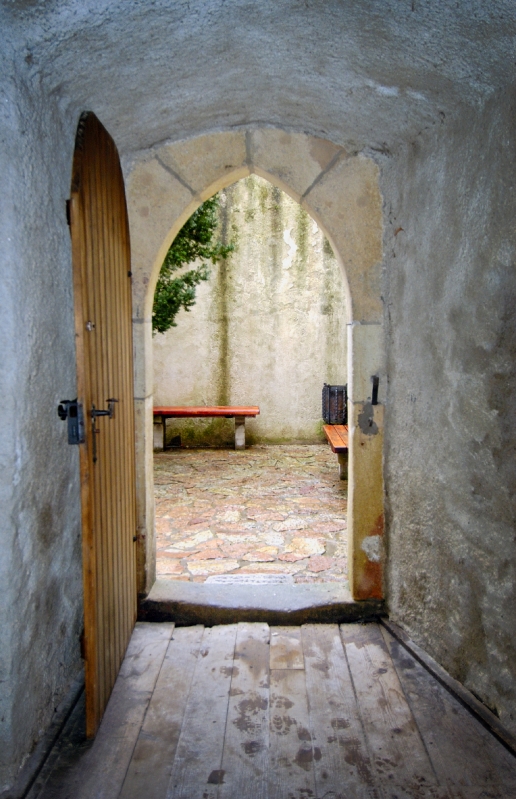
323;424;349;479
153;406;260;450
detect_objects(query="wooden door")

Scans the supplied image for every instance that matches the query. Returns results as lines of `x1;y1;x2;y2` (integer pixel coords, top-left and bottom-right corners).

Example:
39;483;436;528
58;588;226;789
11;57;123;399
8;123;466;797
69;112;137;737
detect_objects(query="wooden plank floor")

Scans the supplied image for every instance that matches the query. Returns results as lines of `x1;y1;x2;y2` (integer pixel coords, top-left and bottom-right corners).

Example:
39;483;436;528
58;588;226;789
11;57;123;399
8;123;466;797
30;622;516;799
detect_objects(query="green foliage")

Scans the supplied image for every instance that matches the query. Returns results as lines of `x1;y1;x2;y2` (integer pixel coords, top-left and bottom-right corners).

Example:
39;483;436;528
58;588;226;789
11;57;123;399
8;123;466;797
152;195;233;334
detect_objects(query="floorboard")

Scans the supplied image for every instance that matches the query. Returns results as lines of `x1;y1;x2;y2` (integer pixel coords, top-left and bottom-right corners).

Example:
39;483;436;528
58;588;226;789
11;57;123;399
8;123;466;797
269;668;317;799
119;625;204;799
270;627;304;670
30;622;516;799
218;622;270;799
302;624;379;799
34;622;174;799
340;623;442;799
382;625;516;799
165;624;238;799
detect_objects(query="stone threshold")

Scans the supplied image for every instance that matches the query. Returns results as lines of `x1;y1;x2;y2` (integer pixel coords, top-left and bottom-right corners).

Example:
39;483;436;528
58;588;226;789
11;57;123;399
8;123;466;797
138;578;385;626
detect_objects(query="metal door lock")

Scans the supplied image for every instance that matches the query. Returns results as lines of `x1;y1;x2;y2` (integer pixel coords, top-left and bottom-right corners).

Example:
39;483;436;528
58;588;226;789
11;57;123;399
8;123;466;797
57;399;86;445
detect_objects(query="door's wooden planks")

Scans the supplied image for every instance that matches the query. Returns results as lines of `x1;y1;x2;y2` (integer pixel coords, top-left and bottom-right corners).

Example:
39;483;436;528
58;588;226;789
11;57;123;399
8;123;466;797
69;188;98;738
97;125;117;699
55;623;173;799
118;151;136;667
381;626;516;799
302;624;380;799
70;112;137;736
112;166;124;659
270;627;304;670
94;123;116;714
105;131;120;683
166;624;238;799
119;625;204;799
341;624;442;799
218;623;270;799
269;666;317;799
110;137;126;678
112;116;134;684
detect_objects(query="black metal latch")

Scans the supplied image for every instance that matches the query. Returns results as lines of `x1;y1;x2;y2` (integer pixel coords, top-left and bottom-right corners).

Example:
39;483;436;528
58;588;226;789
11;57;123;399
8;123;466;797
91;398;118;420
91;399;118;464
57;399;85;445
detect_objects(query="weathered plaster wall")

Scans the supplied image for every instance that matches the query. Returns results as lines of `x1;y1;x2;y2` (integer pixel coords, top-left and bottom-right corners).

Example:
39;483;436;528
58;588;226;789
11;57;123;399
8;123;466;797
0;64;83;791
384;90;516;732
153;176;348;445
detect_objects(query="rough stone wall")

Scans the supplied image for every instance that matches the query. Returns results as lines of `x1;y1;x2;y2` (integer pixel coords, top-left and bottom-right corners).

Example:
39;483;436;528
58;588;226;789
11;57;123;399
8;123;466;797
0;65;83;790
384;90;516;732
153;176;348;445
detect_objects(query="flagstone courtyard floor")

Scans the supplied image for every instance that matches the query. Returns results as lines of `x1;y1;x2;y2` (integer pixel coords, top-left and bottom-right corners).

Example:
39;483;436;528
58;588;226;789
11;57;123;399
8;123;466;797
154;444;348;585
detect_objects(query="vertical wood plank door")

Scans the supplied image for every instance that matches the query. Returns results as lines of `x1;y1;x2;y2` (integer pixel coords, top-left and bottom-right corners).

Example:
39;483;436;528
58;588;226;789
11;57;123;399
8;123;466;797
69;112;137;737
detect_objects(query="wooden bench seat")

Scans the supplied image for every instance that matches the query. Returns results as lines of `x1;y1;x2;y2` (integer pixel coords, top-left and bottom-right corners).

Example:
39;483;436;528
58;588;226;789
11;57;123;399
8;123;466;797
323;424;348;479
153;406;260;450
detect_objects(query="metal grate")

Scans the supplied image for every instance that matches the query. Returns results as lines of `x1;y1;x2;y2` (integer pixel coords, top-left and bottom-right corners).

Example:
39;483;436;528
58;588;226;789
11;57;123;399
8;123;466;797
205;574;295;584
322;383;347;425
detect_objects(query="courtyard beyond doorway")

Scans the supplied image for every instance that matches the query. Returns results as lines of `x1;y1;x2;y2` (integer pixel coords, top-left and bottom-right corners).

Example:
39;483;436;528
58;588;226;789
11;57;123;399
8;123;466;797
155;444;348;585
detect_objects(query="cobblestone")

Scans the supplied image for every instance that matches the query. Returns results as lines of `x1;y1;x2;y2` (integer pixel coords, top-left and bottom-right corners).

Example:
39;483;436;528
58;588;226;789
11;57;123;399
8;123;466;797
155;444;348;584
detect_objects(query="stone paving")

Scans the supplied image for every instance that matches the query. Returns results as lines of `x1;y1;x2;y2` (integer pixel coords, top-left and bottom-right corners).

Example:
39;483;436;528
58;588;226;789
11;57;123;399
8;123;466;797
154;444;348;585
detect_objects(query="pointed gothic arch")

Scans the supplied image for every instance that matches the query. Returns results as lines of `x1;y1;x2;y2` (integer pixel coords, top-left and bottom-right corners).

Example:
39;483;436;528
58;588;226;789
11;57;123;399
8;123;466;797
126;128;385;601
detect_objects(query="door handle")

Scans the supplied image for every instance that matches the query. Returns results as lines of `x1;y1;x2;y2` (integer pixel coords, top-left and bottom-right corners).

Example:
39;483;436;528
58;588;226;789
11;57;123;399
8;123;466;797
91;398;118;419
91;399;118;463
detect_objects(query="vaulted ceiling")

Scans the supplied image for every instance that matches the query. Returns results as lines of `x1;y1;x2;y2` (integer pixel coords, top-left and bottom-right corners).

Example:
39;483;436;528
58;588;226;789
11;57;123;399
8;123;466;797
2;0;515;156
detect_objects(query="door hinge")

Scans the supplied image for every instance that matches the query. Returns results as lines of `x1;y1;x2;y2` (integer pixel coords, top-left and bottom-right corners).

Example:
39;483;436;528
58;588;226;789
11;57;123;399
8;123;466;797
66;199;71;226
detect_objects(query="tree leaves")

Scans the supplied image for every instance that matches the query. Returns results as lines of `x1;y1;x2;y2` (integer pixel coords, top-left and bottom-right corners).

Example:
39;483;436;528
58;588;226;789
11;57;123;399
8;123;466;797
152;195;233;334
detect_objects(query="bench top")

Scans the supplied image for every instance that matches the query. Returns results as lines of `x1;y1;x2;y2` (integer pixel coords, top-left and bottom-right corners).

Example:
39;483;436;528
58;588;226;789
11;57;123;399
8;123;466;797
154;406;260;418
323;424;349;453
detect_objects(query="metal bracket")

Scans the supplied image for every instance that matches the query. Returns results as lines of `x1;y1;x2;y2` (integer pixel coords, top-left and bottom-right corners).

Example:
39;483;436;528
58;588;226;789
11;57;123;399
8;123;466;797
371;376;379;406
57;399;85;445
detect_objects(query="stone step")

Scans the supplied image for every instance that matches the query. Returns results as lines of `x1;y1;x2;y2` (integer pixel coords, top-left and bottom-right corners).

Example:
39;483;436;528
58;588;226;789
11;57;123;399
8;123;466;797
138;578;385;626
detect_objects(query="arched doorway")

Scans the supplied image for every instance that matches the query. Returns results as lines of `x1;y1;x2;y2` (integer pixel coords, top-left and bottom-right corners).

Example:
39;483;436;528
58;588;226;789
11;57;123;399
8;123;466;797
126;128;385;602
152;175;350;585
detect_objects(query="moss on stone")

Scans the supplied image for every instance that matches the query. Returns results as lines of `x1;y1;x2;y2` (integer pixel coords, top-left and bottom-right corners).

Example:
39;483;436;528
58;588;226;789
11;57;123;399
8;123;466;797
323;237;334;256
296;204;310;267
165;418;234;448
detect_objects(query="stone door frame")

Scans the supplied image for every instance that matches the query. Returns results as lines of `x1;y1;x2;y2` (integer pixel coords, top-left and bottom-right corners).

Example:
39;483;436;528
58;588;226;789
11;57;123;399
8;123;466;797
126;128;385;601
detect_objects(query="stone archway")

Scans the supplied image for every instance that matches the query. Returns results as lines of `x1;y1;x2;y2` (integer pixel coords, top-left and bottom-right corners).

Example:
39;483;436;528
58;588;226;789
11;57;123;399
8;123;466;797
126;128;384;601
